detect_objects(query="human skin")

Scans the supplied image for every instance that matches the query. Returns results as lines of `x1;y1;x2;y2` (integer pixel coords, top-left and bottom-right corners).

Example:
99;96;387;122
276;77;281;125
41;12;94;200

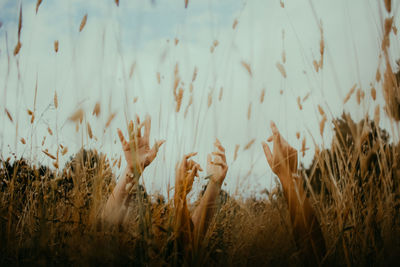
103;115;164;224
262;121;326;265
191;139;228;247
173;139;228;252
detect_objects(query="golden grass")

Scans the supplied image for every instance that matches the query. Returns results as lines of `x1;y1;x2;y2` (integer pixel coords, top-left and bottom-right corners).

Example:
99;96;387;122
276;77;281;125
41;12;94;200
3;115;399;265
79;14;88;32
2;2;400;266
276;62;287;78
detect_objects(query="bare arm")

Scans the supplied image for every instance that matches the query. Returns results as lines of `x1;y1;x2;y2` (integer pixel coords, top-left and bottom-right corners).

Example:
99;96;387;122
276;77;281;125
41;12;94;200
192;139;228;244
262;121;326;265
103;115;164;224
173;152;202;249
103;167;139;224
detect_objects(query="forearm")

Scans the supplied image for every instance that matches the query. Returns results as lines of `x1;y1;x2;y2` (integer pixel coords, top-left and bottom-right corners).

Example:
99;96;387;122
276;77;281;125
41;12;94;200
279;172;326;262
174;190;194;247
103;167;138;224
192;180;221;240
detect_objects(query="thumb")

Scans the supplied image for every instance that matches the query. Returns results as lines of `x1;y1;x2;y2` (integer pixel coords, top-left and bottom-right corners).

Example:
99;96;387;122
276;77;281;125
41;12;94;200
149;139;166;161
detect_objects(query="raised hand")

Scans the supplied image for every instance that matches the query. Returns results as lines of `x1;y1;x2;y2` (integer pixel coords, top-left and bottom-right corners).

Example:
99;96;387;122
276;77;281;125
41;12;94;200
206;138;228;186
117;115;165;176
261;122;326;265
175;152;202;200
262;121;298;178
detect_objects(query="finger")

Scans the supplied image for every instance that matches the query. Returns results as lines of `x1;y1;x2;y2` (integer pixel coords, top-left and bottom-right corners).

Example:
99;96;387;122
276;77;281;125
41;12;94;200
262;142;273;167
214;138;225;153
117;129;128;146
270;121;282;146
267;135;273;142
207;154;212;166
135;114;140;125
270;121;279;136
197;164;203;172
144;115;151;142
148;140;165;163
136;122;144;138
187;165;197;184
128;120;135;140
181;152;197;170
184;152;198;161
187;159;197;169
154;139;165;152
212;151;226;162
187;160;202;172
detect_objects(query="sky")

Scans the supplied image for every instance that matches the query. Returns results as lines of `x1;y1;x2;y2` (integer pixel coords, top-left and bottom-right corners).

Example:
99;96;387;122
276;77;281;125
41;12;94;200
0;0;398;198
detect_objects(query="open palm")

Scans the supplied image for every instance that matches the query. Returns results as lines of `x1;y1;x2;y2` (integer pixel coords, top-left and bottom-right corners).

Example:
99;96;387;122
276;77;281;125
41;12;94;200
117;115;165;175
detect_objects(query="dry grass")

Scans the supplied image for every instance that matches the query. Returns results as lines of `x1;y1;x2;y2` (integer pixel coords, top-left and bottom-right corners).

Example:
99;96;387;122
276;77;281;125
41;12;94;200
1;1;400;266
2;116;399;266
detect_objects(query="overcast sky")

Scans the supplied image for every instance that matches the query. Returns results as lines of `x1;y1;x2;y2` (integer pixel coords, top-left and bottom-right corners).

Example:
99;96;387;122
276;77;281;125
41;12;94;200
0;0;398;197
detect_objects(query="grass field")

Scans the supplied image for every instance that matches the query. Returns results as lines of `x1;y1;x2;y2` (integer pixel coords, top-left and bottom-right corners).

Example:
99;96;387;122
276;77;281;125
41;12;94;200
1;0;400;266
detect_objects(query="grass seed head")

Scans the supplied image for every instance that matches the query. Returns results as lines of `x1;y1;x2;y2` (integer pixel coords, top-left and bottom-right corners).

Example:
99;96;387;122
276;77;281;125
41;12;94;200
301;137;306;157
61;147;68;156
43;150;56;160
297;97;303;110
234;144;240;161
36;0;43;14
93;102;101;117
244;139;255;150
157;72;161;84
374;105;380;125
79;14;88;32
313;60;319;72
69;109;84;123
247;103;252;120
219;87;223;101
376;68;381;82
207;90;212;108
384;0;391;13
105;113;116;128
241;61;252;77
232;19;238;29
371;87;377;100
320;115;327;136
87;123;93;139
176;88;184;112
318;105;325;116
276;62;287;78
192;67;198;82
5;108;13;122
344;84;357;104
54;40;59;53
54;91;58;108
14;42;22;56
260;88;265;103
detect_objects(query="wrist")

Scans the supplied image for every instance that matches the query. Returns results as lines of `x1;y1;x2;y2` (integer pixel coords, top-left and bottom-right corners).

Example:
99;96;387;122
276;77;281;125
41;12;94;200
125;168;139;184
209;177;223;188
